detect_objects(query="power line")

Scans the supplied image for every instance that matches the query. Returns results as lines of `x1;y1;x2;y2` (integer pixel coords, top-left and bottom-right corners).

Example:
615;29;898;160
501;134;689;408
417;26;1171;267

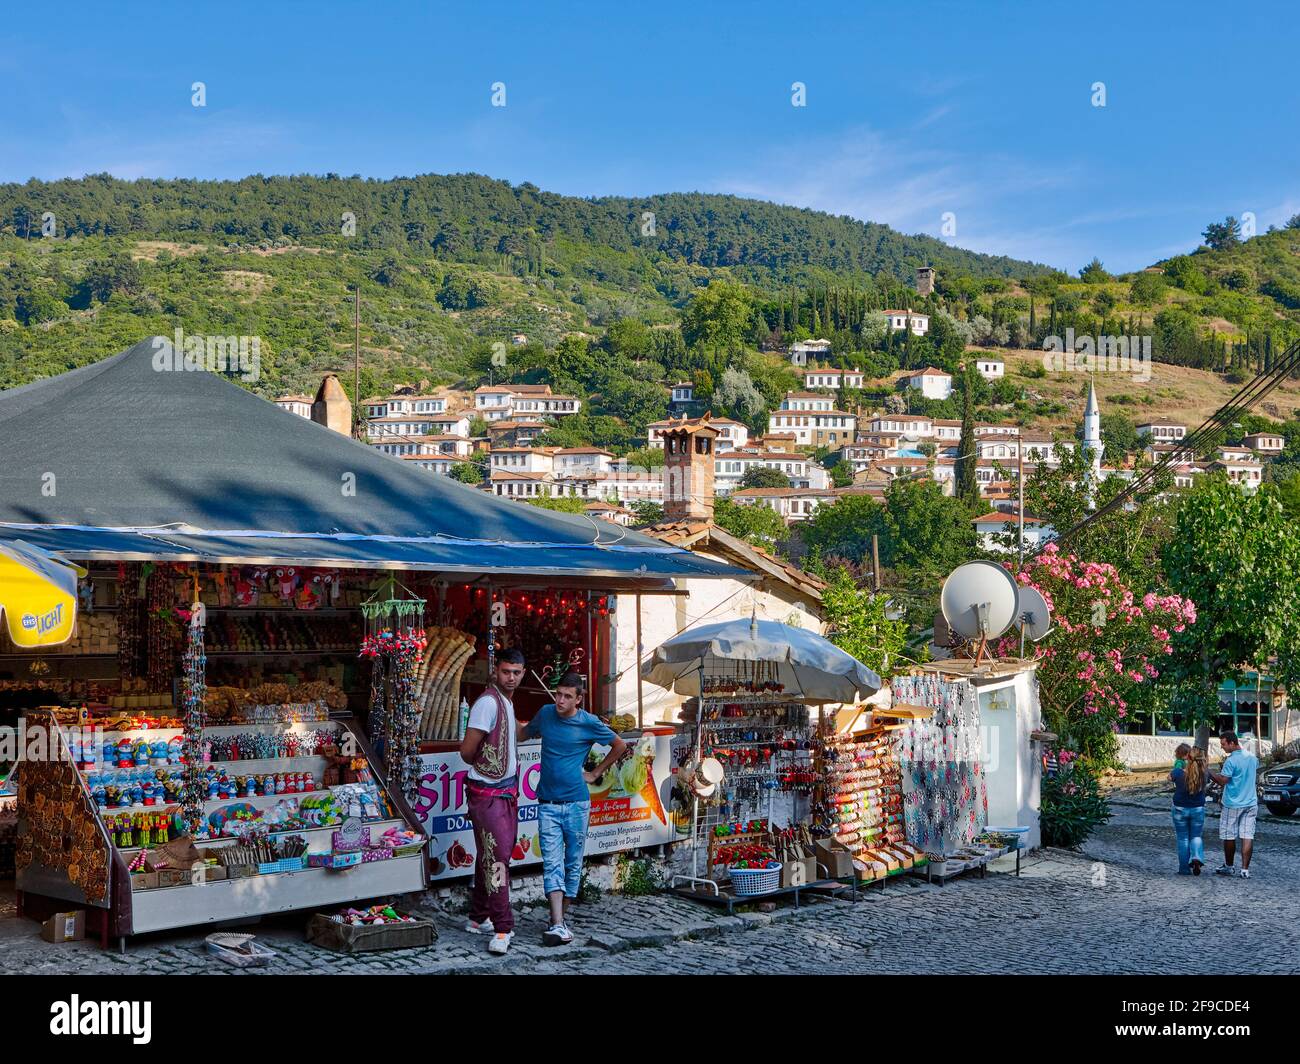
1032;340;1300;557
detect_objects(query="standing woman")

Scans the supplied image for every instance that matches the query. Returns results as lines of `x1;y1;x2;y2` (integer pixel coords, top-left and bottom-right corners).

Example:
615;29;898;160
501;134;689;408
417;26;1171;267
1171;744;1208;875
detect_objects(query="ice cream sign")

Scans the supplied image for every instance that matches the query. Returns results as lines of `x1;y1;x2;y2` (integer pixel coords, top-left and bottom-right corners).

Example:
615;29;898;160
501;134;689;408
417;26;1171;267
0;540;84;648
417;730;676;882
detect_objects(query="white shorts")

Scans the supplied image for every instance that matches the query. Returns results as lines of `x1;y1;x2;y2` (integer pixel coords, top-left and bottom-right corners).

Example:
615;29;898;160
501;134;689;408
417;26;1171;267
1219;804;1257;841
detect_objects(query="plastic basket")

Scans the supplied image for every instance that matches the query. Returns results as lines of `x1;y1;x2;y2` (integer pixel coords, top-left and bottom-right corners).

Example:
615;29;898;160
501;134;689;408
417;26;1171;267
728;865;781;896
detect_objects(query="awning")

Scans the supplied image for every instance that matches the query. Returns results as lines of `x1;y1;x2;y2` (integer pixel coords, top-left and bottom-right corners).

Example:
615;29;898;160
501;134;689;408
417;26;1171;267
0;523;747;582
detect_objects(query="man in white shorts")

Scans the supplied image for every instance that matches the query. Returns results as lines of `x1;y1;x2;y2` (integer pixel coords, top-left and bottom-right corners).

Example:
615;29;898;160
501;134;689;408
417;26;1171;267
1208;731;1258;879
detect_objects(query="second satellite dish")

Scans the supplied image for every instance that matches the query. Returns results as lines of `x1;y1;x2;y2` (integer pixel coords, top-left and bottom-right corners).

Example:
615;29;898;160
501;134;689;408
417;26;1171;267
940;560;1021;642
1016;584;1053;642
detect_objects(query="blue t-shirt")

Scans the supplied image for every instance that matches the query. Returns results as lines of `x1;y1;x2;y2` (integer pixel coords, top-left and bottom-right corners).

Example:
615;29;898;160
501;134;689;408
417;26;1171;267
525;705;618;803
1171;766;1205;808
1221;749;1258;808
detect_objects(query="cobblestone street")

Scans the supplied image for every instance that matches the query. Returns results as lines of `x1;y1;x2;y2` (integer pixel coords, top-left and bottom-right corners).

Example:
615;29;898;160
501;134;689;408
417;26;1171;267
5;788;1298;975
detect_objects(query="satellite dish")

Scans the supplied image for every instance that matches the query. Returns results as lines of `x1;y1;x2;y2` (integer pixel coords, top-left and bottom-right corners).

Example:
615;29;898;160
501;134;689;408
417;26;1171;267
1016;585;1053;642
940;561;1020;642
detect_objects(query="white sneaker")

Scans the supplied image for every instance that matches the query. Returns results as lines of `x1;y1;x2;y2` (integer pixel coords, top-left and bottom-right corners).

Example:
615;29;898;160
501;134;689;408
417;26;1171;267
543;924;573;947
1238;868;1252;880
487;931;513;955
465;918;494;934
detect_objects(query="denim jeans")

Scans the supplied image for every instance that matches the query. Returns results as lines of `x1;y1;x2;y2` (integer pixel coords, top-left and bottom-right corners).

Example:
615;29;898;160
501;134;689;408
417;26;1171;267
1171;804;1206;873
538;800;590;898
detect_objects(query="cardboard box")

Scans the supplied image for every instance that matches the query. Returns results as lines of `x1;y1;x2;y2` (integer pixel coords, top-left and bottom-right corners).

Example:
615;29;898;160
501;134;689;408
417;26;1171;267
814;839;854;879
130;871;160;891
41;910;86;943
781;856;818;888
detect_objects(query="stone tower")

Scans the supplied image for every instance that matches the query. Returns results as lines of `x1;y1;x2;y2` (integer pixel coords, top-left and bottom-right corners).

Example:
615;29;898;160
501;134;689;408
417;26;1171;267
662;415;719;523
311;374;353;436
916;266;935;297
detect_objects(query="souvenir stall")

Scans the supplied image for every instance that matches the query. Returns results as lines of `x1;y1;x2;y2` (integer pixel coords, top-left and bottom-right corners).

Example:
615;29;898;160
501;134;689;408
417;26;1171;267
13;561;430;946
1;339;750;944
642;618;884;907
887;661;1040;882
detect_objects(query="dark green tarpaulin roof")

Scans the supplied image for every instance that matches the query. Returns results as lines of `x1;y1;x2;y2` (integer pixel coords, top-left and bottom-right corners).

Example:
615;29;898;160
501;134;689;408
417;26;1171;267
0;338;751;584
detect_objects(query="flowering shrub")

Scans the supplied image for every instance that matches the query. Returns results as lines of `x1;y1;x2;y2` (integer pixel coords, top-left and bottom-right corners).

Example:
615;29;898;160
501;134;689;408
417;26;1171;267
1041;762;1111;849
998;544;1196;764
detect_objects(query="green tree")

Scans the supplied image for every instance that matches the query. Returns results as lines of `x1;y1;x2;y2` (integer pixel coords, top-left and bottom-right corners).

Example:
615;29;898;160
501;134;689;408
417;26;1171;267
1099;412;1137;455
739;466;791;490
1162;476;1300;748
954;364;981;508
681;280;753;353
527;495;589;514
630;500;664;525
713;496;787;547
818;566;907;677
1079;258;1111;284
449;460;484;484
714;367;766;421
1129;272;1167;306
1202;217;1242;251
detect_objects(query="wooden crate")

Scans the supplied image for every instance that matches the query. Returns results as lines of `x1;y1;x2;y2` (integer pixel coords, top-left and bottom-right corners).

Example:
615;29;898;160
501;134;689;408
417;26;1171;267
305;910;437;953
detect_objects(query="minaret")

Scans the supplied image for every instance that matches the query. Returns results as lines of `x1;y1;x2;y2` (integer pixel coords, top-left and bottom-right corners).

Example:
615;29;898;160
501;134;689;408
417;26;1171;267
1082;379;1103;500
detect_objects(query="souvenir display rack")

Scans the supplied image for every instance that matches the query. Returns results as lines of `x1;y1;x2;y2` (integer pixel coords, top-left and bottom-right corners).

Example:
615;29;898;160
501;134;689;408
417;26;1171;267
816;727;927;884
671;660;820;900
17;708;427;944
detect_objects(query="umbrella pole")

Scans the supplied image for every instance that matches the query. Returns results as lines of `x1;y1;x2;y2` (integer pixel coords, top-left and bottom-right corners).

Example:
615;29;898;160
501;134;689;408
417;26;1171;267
692;662;703;880
636;593;644;730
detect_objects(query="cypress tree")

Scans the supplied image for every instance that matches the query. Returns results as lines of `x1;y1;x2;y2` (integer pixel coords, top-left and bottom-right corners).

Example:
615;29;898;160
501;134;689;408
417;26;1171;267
956;364;981;509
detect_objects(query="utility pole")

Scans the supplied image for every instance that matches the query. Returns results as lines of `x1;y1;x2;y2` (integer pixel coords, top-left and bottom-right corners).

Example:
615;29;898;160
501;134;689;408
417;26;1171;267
871;534;881;593
352;286;361;439
1017;431;1024;574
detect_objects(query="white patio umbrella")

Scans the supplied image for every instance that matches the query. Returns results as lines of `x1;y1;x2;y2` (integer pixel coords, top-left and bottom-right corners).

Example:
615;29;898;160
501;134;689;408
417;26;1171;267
642;617;882;703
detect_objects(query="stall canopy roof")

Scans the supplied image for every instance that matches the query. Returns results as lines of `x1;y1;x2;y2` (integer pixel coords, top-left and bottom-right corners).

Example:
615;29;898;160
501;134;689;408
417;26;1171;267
0;338;752;583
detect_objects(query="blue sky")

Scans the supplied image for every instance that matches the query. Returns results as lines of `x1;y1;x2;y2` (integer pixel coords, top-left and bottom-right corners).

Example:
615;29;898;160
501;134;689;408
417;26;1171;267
3;1;1297;273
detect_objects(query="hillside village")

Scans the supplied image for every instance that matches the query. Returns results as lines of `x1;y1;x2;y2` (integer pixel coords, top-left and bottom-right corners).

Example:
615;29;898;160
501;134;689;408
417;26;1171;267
274;265;1276;555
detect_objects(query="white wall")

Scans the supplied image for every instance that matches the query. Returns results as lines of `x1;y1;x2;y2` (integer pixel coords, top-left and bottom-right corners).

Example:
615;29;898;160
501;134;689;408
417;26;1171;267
1117;733;1273;769
976;670;1043;850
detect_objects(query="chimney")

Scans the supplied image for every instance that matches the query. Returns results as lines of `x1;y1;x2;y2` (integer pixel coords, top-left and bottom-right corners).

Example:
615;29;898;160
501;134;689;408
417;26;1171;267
312;374;352;435
662;415;718;523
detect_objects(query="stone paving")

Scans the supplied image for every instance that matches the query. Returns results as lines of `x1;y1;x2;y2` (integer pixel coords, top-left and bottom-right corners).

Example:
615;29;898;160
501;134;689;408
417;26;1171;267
4;786;1299;974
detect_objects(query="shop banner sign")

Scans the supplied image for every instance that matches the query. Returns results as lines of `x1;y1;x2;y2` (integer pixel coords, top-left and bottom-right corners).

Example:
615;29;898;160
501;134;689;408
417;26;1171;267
415;731;675;881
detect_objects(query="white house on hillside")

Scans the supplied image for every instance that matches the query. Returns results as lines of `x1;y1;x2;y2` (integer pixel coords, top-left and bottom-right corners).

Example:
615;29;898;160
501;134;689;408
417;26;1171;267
885;309;930;336
904;367;952;400
274;395;313;418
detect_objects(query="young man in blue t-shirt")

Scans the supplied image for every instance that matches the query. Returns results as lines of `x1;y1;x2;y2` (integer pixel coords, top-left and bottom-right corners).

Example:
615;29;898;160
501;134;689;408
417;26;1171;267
520;672;626;946
1208;731;1259;879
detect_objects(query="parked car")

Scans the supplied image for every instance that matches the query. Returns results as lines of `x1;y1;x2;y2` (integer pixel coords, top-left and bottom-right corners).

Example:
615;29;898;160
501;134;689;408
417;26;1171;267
1260;760;1300;816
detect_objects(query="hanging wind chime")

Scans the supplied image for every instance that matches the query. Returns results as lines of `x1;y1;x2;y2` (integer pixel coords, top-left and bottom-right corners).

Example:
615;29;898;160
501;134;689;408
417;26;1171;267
359;576;427;802
180;596;207;836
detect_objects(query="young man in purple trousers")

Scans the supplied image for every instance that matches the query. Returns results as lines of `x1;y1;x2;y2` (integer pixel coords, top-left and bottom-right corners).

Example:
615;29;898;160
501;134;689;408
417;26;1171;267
458;648;526;955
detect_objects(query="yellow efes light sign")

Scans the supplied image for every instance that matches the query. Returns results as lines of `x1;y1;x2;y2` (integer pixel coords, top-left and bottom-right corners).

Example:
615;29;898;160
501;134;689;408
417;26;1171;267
0;540;85;648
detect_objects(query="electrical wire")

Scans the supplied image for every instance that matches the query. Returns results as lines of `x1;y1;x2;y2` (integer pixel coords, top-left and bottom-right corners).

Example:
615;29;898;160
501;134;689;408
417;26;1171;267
1033;340;1300;557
